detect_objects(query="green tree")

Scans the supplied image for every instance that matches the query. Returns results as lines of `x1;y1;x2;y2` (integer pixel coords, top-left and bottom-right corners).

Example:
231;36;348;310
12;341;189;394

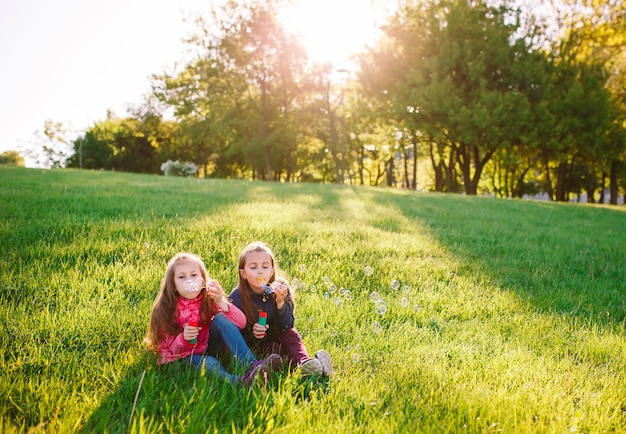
0;151;25;166
24;120;74;169
361;0;535;195
154;0;310;181
534;0;626;203
67;111;163;173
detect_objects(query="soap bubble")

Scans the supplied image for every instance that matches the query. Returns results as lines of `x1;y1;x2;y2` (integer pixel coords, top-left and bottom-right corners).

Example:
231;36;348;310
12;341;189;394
328;283;337;294
402;285;410;293
369;291;381;302
333;297;343;306
343;289;352;300
310;284;317;292
400;297;409;307
291;278;301;289
323;291;330;300
184;278;204;292
414;303;422;311
298;282;308;292
352;353;361;362
371;321;383;333
375;300;388;315
323;276;331;285
364;266;373;276
390;279;401;290
300;264;307;273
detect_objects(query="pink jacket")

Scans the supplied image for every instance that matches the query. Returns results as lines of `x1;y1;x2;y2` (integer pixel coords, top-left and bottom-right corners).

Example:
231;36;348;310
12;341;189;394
158;293;246;364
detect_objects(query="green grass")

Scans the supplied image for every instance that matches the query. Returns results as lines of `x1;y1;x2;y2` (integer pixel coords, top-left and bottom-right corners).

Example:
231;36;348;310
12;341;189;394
1;165;625;433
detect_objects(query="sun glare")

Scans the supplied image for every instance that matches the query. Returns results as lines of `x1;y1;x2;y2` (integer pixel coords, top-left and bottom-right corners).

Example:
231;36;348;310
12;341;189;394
279;0;392;68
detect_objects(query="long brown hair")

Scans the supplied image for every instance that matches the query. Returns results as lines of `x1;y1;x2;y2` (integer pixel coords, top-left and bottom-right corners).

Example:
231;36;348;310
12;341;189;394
236;241;293;327
144;252;218;352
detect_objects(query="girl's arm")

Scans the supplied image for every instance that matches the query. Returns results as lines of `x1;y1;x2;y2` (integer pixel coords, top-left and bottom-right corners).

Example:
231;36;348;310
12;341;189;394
157;332;189;363
275;292;295;331
219;302;247;329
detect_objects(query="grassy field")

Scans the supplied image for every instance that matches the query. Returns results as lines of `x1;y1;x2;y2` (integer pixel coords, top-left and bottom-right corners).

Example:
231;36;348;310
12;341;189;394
1;165;625;433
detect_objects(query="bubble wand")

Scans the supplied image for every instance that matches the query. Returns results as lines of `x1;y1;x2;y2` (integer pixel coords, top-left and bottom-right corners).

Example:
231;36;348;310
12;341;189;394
182;277;205;345
258;277;275;302
187;321;198;344
258;311;267;327
257;277;273;295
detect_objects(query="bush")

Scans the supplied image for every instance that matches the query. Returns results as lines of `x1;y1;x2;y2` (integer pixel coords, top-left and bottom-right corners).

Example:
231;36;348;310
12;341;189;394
0;151;25;166
160;160;198;177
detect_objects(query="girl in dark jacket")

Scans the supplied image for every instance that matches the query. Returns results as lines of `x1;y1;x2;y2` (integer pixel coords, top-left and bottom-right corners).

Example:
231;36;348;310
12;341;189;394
229;241;332;377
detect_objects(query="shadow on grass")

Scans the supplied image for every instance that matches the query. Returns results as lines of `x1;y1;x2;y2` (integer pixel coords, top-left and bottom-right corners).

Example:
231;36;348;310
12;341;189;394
82;355;330;433
371;191;626;326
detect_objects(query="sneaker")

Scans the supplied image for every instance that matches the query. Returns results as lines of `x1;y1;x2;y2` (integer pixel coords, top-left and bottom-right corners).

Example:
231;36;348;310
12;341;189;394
315;350;333;376
262;353;282;372
241;361;270;387
300;357;324;376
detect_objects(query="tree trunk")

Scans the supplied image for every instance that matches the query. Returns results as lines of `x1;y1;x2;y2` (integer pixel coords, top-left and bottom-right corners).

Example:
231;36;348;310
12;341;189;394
609;160;618;205
411;133;418;190
357;146;364;186
542;150;554;200
403;146;410;189
385;157;395;187
555;161;567;202
429;142;444;192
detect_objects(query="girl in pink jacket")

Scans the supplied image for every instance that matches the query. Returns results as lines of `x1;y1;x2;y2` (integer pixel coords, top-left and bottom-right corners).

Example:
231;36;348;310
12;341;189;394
145;252;280;386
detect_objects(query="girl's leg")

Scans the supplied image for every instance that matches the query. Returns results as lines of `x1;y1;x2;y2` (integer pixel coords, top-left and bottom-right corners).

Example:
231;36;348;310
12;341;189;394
277;328;310;366
207;313;256;365
188;354;239;383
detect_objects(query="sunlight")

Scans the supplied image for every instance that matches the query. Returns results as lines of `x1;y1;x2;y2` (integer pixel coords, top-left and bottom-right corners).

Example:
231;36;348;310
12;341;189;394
278;0;394;68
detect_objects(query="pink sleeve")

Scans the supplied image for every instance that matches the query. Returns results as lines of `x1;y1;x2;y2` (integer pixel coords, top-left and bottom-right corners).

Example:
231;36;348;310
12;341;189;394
158;332;189;363
220;303;247;329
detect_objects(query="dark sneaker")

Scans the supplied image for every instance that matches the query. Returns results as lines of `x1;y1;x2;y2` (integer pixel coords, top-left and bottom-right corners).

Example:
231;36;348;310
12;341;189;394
241;361;270;388
262;353;282;372
315;350;332;376
300;357;324;376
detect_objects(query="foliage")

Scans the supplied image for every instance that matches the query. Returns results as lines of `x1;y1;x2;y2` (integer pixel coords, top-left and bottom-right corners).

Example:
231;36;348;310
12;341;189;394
358;0;621;200
52;0;625;203
0;151;24;166
1;166;625;433
152;0;317;182
160;159;199;177
20;120;74;169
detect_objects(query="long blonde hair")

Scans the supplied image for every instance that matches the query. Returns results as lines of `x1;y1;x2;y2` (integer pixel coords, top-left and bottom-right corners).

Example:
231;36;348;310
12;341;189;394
144;252;217;351
236;241;293;327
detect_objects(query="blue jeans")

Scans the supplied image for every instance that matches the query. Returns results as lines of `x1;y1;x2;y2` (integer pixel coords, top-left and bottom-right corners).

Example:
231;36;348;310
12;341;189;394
189;313;256;380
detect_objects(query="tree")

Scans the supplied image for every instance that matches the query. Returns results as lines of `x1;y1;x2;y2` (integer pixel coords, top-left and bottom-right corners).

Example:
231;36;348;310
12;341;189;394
361;0;536;195
153;0;311;181
0;151;25;166
67;111;164;173
24;120;74;169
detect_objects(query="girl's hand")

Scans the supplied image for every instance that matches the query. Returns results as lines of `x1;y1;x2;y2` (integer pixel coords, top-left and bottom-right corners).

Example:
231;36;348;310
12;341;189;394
252;322;268;339
205;279;225;304
183;324;201;342
270;280;288;308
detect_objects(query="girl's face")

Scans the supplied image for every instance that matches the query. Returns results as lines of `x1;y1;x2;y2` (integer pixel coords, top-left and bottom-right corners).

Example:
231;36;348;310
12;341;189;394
240;250;274;293
173;261;204;300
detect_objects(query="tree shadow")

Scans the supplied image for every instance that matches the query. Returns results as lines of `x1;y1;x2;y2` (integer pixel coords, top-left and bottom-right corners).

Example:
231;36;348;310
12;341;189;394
83;354;331;433
370;191;626;325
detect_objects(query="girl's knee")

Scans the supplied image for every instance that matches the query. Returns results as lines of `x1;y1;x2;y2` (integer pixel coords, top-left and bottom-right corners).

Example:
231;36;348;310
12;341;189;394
210;313;237;331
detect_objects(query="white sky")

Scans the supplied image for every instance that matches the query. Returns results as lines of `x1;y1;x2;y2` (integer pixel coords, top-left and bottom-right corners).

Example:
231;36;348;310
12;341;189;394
0;0;389;158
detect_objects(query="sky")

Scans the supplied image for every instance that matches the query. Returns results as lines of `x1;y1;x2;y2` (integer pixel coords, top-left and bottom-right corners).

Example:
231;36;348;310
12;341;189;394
0;0;390;161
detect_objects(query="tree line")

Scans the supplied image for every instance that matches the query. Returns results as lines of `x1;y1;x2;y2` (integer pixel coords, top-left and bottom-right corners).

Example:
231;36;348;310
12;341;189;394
56;0;624;204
